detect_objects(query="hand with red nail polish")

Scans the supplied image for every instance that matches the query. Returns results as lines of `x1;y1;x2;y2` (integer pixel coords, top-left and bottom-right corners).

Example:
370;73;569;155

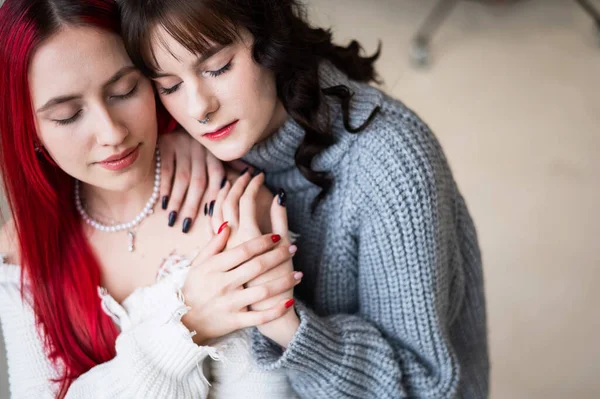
202;164;301;347
180;230;301;346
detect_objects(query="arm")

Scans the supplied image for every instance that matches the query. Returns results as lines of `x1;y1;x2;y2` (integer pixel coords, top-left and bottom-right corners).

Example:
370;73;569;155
0;263;58;398
250;126;481;398
0;261;216;399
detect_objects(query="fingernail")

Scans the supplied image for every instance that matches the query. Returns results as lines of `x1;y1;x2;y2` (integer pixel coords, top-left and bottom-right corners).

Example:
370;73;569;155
251;168;263;177
271;234;281;243
204;203;208;216
208;200;215;216
240;167;249;176
293;272;303;280
285;299;295;309
220;177;227;189
277;188;286;207
161;196;169;210
218;221;229;234
182;218;192;234
289;245;297;254
168;211;177;227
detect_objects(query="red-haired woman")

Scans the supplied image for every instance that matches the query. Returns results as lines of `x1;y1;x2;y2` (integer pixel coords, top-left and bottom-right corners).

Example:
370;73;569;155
0;0;303;397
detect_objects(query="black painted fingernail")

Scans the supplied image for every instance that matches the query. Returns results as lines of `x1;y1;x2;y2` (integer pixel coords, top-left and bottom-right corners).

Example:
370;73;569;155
161;196;169;210
277;188;286;207
208;200;215;216
240;167;249;176
182;218;192;234
220;177;227;189
204;203;208;216
168;211;177;227
251;168;263;177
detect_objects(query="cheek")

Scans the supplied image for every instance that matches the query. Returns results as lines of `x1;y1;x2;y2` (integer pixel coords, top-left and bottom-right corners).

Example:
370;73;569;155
159;94;187;124
38;125;91;177
124;88;158;138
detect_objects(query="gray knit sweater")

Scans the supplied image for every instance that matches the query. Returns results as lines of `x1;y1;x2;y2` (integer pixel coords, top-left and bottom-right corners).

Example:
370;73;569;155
244;64;489;399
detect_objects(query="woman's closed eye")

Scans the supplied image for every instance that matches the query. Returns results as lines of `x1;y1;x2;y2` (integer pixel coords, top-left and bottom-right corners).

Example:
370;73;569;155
158;82;182;96
109;82;139;101
157;61;233;96
53;109;83;126
205;61;232;78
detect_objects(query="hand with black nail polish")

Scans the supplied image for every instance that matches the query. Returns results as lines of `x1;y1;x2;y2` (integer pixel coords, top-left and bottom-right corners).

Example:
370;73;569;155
277;188;286;207
168;211;178;227
182;218;192;233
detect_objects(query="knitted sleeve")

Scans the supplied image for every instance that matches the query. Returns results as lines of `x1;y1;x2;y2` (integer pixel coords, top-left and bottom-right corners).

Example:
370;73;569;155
250;115;472;398
0;259;218;399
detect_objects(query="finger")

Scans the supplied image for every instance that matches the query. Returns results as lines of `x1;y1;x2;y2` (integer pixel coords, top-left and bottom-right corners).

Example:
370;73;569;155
239;173;265;228
226;159;255;174
166;154;192;227
228;241;296;287
270;189;289;238
211;180;231;233
192;223;231;265
235;298;296;329
159;147;175;211
231;271;303;310
206;151;226;190
179;148;208;233
222;170;252;228
209;233;285;272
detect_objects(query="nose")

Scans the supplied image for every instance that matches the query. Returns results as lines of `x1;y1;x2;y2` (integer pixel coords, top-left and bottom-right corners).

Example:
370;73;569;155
94;106;129;146
186;79;219;122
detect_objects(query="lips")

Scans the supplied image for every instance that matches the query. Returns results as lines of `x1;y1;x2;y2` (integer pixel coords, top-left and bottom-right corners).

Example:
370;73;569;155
100;146;138;164
203;120;238;141
97;144;141;171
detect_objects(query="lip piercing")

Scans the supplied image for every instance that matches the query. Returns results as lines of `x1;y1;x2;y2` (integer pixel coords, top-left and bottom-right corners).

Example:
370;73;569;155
198;115;210;124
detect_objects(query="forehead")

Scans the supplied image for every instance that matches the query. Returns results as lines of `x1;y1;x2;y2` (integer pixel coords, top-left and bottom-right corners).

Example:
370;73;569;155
150;25;206;69
29;26;131;104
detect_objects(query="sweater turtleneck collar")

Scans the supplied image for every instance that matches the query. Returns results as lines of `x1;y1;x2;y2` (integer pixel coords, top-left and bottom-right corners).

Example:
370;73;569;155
242;62;383;174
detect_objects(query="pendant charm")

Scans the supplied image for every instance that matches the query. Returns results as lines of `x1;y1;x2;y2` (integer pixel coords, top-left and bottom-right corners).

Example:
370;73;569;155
128;231;135;252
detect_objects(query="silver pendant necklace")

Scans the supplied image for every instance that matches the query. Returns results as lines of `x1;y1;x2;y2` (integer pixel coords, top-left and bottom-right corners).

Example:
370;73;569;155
75;147;161;252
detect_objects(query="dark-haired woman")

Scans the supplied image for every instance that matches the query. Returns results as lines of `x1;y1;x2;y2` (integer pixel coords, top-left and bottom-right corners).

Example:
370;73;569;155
118;0;490;398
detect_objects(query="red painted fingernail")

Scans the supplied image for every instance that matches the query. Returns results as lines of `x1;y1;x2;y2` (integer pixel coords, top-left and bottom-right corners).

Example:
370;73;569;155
285;299;295;309
218;221;229;234
271;234;281;243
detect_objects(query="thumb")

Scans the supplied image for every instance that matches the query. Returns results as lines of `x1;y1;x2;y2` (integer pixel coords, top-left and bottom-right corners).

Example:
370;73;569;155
270;189;288;238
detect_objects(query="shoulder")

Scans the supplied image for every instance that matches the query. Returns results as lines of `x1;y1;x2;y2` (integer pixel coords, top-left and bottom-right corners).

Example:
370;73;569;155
347;93;454;193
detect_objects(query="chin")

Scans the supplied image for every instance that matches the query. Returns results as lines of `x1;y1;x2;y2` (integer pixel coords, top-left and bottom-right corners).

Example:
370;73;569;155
205;140;254;162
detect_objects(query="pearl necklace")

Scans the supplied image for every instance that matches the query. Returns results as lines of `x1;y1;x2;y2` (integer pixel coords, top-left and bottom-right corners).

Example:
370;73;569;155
75;147;161;252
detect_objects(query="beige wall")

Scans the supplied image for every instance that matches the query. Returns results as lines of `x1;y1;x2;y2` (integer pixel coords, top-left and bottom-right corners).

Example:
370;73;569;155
1;1;599;398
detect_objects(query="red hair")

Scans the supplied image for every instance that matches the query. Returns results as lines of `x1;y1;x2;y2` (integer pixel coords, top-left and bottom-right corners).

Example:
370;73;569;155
0;1;171;396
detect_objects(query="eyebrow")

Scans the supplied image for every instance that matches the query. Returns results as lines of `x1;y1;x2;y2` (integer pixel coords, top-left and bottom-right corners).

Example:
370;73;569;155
36;66;138;113
153;45;226;78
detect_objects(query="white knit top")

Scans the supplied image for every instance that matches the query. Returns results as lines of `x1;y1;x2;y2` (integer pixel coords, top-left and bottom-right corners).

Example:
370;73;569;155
0;253;297;398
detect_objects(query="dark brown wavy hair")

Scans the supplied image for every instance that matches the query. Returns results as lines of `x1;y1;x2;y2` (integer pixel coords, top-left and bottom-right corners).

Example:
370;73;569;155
119;0;381;210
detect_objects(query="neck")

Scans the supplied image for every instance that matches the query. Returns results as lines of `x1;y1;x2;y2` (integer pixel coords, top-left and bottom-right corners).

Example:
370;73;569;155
257;100;289;143
80;158;157;225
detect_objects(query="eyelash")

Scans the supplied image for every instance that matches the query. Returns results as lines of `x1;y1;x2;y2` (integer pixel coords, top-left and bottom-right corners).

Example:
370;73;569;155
159;61;232;96
53;84;139;126
55;110;82;126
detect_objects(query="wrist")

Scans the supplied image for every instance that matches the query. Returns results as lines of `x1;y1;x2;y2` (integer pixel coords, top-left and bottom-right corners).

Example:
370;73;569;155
257;307;300;348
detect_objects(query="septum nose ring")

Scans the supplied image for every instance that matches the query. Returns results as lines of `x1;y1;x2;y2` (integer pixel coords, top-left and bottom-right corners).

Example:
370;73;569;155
198;115;210;124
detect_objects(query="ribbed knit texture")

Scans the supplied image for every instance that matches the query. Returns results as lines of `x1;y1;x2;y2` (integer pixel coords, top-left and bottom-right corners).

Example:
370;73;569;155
243;63;489;398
